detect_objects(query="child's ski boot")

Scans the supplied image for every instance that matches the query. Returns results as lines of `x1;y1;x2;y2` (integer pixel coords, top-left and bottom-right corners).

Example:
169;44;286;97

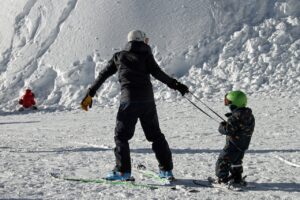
228;176;247;188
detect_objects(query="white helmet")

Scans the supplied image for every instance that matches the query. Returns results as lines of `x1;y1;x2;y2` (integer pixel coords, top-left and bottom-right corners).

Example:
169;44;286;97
127;30;147;42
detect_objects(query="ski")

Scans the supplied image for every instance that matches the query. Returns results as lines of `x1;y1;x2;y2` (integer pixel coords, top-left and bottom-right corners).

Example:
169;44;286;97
193;177;255;191
136;165;202;193
193;177;232;189
136;164;175;185
50;172;158;190
192;179;214;188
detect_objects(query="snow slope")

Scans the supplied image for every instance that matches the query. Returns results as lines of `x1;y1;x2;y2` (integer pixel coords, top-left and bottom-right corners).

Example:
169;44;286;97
0;1;300;199
0;0;299;111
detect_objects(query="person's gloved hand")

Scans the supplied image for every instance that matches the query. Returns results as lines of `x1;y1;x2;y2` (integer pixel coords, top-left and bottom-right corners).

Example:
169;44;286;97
168;80;189;96
81;95;93;111
176;82;189;96
220;121;227;126
225;113;232;117
218;121;227;135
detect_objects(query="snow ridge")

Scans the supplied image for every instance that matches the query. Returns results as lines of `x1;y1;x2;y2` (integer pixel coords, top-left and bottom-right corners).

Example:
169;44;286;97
0;0;38;73
37;0;78;59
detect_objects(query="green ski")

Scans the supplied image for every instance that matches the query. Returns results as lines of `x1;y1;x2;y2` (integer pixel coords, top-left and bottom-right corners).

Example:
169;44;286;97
50;172;158;190
136;164;175;185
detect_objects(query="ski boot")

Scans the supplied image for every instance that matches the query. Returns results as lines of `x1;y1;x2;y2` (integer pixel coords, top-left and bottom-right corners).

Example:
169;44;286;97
229;176;247;187
159;170;175;181
217;175;233;184
105;171;133;181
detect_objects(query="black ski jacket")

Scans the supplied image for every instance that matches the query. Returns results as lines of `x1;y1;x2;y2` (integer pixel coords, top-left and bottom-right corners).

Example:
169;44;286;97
88;41;176;102
219;107;255;151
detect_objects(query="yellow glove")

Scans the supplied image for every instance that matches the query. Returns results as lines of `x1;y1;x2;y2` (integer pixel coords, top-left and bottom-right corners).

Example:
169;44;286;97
81;95;93;111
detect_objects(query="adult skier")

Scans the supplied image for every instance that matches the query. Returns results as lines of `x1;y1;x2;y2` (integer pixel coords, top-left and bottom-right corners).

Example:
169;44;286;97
81;30;189;181
18;89;37;111
215;91;255;186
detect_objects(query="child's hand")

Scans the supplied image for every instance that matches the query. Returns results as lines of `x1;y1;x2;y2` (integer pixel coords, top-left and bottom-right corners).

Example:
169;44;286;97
220;121;227;126
225;113;232;117
218;121;227;135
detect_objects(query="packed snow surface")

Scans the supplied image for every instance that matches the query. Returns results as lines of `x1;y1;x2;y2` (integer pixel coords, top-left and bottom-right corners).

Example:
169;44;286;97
0;98;299;199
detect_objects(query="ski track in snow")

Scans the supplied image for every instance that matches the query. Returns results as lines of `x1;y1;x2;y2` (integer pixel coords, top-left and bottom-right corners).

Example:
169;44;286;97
273;155;300;168
72;142;112;150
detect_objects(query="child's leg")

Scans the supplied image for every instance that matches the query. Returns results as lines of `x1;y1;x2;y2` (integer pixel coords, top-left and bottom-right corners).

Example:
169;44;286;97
230;152;245;183
215;150;231;182
216;141;245;183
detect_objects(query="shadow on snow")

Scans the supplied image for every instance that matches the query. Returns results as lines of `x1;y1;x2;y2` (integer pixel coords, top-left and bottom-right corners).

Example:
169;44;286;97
0;121;40;125
248;182;300;192
12;147;299;154
188;179;300;192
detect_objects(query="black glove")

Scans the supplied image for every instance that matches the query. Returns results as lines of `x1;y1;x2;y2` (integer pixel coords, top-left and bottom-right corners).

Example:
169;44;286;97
168;80;189;96
220;121;227;126
225;113;232;117
218;121;227;135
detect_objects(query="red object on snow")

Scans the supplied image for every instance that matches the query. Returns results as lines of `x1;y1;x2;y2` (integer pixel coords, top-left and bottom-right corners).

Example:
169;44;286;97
19;89;36;108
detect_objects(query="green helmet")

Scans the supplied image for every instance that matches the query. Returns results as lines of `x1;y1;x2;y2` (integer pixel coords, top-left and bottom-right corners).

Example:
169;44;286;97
225;90;247;108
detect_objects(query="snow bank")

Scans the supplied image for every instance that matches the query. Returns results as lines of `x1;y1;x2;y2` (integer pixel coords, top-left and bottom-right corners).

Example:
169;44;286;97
0;0;299;111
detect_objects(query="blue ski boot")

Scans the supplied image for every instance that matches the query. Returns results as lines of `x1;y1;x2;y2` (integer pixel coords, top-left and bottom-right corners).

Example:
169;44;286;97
105;171;132;181
159;170;175;181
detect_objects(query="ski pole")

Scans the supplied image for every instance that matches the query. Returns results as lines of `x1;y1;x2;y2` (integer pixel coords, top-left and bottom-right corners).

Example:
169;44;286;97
189;92;226;122
183;96;220;124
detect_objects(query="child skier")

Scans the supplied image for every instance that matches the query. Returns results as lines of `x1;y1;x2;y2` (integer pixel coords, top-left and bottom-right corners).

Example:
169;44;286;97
81;30;189;181
215;90;255;186
19;89;37;111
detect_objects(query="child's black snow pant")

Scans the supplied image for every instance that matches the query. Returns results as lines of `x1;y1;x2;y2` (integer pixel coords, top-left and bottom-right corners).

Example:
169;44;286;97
113;101;173;173
215;141;245;182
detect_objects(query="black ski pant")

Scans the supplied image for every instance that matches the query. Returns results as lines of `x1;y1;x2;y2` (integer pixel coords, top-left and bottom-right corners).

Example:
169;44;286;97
215;141;244;181
113;101;173;173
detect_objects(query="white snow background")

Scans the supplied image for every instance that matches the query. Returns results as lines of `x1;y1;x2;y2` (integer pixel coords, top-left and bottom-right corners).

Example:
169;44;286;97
0;0;299;199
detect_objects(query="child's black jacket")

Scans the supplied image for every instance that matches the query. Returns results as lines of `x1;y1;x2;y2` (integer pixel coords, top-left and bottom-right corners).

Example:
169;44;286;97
218;107;255;151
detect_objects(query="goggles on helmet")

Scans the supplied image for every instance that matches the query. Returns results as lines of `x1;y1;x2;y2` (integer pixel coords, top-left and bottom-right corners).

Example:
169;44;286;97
224;94;231;106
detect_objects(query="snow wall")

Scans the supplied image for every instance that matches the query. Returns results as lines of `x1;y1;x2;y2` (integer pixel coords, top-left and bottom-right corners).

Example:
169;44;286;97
0;0;299;111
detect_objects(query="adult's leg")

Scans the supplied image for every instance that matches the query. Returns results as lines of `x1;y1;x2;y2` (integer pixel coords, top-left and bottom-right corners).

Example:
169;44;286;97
114;103;138;173
140;102;173;171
